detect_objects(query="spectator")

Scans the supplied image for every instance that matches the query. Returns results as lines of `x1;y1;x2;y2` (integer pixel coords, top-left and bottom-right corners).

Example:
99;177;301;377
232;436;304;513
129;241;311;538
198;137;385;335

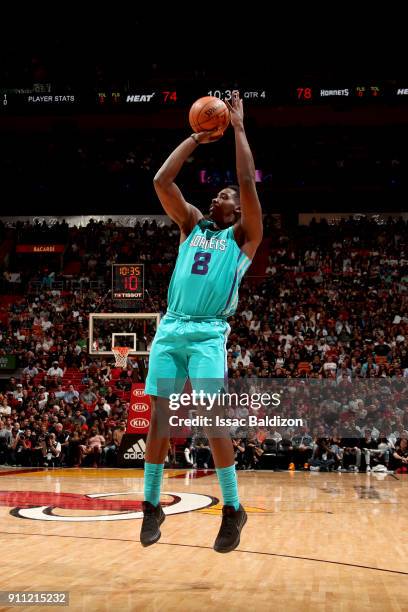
41;433;62;467
232;437;246;469
22;363;39;379
64;384;80;404
80;427;105;468
310;438;336;472
0;421;12;464
80;385;97;410
392;438;408;473
103;420;126;466
47;361;65;379
192;433;211;468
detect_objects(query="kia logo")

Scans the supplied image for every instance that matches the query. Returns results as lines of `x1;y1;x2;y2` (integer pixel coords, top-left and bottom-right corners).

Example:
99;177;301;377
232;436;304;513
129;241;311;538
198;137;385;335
132;388;145;397
132;403;149;413
130;418;150;428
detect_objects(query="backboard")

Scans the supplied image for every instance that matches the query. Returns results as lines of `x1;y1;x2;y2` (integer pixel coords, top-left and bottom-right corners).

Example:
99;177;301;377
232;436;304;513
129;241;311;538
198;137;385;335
88;312;160;356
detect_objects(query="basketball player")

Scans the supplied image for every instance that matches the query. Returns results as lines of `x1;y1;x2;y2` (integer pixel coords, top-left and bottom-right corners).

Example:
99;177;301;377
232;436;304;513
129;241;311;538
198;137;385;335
141;91;263;552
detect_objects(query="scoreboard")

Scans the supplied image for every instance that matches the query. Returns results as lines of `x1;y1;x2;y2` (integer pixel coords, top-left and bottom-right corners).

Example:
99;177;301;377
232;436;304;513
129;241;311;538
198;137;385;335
112;264;144;301
3;81;408;113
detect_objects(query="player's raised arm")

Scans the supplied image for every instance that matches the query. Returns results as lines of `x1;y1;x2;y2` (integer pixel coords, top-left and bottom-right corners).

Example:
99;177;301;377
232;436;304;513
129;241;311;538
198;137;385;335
226;92;263;259
153;131;222;238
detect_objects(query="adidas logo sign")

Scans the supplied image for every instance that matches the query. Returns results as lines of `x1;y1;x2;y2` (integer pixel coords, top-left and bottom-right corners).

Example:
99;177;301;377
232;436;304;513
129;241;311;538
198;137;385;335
123;438;146;460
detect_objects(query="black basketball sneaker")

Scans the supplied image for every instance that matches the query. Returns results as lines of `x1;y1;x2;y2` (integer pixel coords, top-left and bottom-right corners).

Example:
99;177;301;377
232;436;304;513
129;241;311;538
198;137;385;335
213;504;247;553
140;501;166;547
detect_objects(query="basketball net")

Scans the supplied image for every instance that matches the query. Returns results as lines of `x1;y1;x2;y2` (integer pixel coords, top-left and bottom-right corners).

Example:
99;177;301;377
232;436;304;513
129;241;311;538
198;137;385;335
112;346;131;368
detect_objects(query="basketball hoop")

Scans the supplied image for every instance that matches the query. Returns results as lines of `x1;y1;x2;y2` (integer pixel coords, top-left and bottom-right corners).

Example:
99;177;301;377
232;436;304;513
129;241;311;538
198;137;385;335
112;346;131;368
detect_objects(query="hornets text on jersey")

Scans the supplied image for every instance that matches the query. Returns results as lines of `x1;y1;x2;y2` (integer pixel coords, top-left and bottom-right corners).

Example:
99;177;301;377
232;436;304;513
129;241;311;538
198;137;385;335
167;219;251;318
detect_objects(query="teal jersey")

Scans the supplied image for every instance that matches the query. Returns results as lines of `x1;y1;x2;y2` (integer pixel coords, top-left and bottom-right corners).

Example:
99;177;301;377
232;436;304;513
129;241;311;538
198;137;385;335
167;220;251;318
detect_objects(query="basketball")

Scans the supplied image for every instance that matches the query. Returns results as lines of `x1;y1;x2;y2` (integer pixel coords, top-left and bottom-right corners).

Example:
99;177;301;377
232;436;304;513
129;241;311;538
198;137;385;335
189;96;230;134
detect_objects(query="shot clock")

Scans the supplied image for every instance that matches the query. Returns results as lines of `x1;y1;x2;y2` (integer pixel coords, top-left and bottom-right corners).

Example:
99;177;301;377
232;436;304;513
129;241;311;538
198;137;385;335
112;264;144;300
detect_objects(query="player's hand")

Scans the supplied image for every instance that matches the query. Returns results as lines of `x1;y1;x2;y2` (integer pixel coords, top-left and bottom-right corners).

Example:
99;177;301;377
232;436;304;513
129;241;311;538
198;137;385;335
225;90;244;129
192;128;224;144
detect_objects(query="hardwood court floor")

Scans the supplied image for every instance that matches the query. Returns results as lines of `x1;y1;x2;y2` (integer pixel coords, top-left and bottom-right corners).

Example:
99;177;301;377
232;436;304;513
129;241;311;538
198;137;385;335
0;468;407;611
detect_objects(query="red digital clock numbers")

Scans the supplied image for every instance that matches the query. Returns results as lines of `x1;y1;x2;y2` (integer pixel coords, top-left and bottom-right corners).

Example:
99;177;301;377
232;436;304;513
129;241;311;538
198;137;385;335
122;274;139;291
112;264;144;300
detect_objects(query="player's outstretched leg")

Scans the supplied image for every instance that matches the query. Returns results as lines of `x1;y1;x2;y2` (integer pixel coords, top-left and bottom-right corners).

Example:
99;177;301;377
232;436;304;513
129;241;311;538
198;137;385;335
209;436;247;553
140;397;169;547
